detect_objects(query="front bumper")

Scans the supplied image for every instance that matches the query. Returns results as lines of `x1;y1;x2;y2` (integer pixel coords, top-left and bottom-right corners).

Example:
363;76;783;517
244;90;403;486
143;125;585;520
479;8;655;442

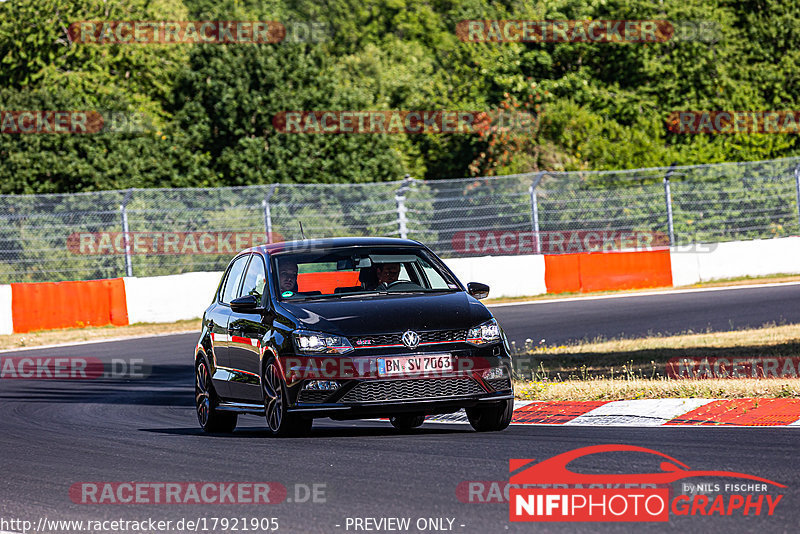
282;345;513;418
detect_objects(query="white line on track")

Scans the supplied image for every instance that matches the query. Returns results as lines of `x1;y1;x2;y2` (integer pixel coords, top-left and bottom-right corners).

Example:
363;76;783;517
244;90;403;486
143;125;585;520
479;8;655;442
486;280;800;308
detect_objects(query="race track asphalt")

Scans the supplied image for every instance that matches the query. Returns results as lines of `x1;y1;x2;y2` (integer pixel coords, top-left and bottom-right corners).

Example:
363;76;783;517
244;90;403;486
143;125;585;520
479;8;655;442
1;284;798;533
491;282;800;346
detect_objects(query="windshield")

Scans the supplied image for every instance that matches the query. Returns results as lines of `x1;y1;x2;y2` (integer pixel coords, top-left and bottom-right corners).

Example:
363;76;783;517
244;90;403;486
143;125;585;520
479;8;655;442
272;246;460;301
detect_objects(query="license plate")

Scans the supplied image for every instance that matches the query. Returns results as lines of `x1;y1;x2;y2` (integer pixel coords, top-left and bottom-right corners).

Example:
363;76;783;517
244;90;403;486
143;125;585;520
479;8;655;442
377;354;453;377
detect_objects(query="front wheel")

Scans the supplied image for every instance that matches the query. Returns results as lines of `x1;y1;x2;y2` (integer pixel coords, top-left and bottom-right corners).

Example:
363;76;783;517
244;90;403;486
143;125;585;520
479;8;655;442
390;414;425;431
466;400;513;432
195;360;237;433
262;359;312;437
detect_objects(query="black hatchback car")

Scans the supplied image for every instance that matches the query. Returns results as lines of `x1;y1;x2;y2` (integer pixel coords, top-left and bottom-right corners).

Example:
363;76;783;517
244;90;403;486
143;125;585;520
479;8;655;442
194;237;514;436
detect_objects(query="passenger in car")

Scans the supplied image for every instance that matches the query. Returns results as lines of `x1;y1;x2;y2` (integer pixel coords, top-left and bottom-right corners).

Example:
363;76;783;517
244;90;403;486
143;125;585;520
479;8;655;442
359;265;378;290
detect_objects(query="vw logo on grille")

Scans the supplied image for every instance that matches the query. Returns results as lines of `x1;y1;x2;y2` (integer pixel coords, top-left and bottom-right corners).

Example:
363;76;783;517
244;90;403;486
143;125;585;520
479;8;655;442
401;330;420;349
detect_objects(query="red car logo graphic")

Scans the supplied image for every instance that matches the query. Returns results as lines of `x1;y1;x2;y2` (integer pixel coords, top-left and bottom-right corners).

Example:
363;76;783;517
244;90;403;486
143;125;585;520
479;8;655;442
510;444;785;487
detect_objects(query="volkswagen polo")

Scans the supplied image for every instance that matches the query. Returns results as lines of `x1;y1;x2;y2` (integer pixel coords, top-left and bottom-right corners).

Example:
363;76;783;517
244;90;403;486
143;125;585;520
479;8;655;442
194;237;514;436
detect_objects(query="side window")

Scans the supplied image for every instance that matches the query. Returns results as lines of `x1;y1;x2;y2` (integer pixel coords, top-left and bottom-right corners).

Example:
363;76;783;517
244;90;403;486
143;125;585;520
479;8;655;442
398;264;412;282
240;255;267;302
220;255;249;304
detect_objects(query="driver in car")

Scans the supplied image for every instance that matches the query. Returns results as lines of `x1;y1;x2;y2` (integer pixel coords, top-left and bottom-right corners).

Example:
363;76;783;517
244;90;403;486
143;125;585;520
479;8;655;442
278;260;299;293
375;262;401;286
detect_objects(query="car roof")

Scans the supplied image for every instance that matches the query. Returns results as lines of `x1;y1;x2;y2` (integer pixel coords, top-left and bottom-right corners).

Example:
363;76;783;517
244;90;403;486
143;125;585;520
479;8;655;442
246;237;425;256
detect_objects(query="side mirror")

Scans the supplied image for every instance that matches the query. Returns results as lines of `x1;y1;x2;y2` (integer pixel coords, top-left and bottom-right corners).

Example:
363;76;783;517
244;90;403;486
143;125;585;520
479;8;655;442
230;294;263;313
467;282;490;300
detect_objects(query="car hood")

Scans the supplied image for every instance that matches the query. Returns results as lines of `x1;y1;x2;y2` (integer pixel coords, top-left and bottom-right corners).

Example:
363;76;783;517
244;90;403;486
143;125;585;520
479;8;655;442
277;291;492;335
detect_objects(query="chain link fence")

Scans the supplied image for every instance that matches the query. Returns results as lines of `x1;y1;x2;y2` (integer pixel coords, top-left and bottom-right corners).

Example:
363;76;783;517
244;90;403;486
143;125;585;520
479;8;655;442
2;157;800;283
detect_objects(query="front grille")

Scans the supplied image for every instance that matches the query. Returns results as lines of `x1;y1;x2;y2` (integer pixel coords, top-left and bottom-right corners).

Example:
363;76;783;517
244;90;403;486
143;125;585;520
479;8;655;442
486;378;513;392
351;329;467;348
420;329;468;343
341;378;483;403
353;333;398;346
298;390;332;403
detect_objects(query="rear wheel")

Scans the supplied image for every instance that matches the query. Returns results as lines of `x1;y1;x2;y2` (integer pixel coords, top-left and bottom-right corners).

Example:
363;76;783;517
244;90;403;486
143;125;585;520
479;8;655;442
390;414;425;431
262;359;312;437
195;360;237;433
466;400;513;432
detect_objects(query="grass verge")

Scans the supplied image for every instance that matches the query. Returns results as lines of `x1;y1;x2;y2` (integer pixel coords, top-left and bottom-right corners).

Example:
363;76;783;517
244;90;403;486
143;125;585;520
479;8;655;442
514;378;800;401
0;319;200;351
513;322;800;400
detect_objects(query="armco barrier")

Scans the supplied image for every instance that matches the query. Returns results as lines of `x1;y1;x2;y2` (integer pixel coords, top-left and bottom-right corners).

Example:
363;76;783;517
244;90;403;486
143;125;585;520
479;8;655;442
4;239;800;333
123;272;223;325
670;236;800;286
0;285;12;335
544;250;673;293
445;255;547;298
10;278;128;333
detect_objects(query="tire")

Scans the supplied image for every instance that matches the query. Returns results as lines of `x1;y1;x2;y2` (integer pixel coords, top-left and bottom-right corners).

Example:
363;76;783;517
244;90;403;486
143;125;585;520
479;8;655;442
466;400;514;432
195;360;237;433
390;414;425;430
262;359;312;437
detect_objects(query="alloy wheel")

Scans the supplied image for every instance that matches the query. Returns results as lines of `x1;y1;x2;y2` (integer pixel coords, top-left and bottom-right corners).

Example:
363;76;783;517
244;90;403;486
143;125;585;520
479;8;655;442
195;362;211;427
263;362;284;432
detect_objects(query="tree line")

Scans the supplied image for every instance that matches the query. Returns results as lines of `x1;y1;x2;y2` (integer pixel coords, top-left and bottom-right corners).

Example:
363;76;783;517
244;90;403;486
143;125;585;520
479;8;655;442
1;0;798;194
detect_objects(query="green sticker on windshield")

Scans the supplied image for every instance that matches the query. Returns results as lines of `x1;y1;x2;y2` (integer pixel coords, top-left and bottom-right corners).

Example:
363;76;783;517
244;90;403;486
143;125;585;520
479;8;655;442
282;291;294;298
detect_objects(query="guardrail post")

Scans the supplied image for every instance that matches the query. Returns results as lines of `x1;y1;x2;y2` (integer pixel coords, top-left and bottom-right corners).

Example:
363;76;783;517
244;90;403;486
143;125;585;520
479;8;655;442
395;174;412;239
529;171;544;254
263;184;278;243
664;163;677;247
120;188;134;277
794;165;800;232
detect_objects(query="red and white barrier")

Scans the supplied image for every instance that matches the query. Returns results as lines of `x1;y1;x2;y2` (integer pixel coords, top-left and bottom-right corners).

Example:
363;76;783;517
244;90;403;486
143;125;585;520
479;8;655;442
0;285;13;335
3;237;800;333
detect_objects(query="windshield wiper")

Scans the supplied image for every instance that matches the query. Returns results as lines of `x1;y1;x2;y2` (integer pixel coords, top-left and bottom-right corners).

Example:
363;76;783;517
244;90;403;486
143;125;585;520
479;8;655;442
287;291;384;301
336;291;385;298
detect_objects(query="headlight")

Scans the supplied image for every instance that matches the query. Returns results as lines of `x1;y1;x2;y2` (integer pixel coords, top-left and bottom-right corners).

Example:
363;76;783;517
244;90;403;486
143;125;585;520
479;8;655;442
467;318;501;345
293;330;354;354
482;367;507;380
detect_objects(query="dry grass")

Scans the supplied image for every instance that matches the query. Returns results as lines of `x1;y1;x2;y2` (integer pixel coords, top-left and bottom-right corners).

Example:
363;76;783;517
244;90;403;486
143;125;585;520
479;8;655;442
513;323;800;400
0;319;200;351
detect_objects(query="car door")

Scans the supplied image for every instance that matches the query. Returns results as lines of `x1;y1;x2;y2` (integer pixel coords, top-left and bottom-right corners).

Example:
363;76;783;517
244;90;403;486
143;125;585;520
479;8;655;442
227;253;271;401
210;253;250;398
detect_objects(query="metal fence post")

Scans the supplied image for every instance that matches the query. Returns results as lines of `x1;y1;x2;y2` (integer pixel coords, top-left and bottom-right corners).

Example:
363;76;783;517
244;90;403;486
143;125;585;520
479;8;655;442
263;184;277;243
794;165;800;231
120;188;134;277
529;171;544;254
664;163;677;247
395;174;412;239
